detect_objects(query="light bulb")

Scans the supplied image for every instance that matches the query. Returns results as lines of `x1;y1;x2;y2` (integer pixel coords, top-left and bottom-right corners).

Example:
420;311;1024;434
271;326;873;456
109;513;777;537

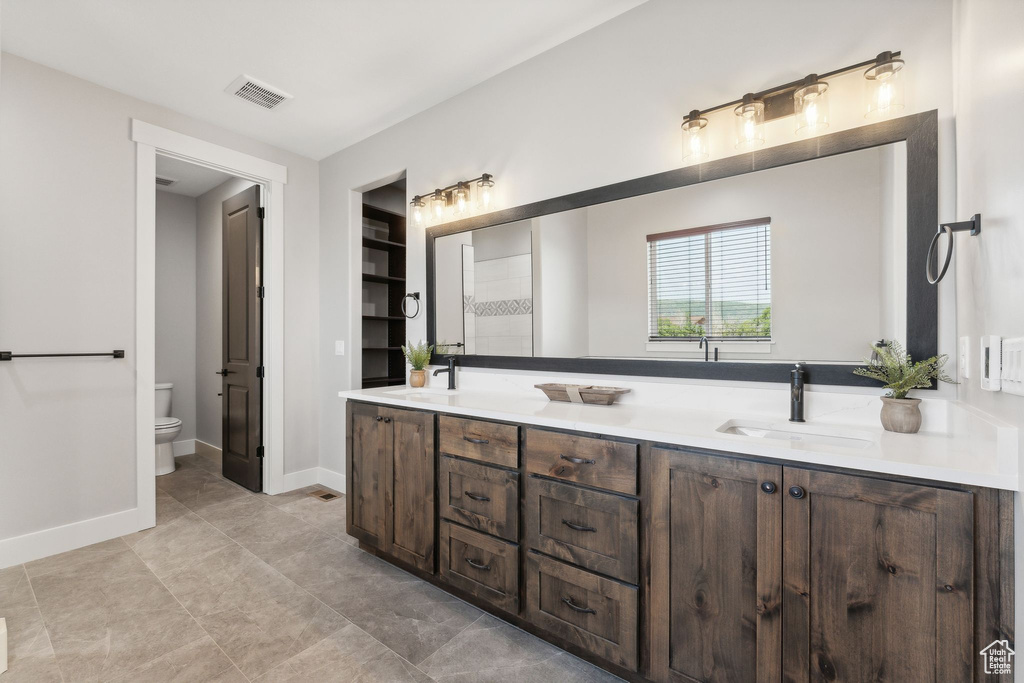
734;94;765;150
476;174;495;211
453;183;469;215
431;191;445;221
794;75;829;136
864;51;905;119
680;109;708;163
410;196;425;227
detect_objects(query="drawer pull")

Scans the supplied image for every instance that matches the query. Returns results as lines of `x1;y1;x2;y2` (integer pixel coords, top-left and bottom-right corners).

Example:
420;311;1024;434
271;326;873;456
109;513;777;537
464;491;491;502
465;558;491;571
559;454;596;465
561;596;596;614
562;519;597;533
463;436;490;445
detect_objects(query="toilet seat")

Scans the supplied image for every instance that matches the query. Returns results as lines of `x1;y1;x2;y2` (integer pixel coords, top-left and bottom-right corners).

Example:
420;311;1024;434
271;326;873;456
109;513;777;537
155;417;182;431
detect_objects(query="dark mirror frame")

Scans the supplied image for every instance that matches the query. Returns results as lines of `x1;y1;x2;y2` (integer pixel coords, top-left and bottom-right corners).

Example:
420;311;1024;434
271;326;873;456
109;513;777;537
426;110;937;387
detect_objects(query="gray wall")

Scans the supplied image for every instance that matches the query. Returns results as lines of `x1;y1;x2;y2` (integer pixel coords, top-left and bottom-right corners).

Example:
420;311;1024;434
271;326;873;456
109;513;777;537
155;191;197;442
195;178;257;448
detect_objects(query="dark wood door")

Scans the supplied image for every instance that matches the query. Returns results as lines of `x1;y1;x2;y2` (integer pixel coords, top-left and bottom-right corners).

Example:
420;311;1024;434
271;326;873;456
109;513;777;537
384;407;435;572
221;185;263;491
347;402;388;549
782;468;973;683
648;447;783;683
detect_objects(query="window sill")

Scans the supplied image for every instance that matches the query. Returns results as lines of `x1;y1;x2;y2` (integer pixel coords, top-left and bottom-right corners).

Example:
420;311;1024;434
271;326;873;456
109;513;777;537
645;340;775;355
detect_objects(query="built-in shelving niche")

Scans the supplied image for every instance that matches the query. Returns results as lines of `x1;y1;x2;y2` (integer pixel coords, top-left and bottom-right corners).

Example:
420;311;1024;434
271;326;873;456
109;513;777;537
361;179;407;388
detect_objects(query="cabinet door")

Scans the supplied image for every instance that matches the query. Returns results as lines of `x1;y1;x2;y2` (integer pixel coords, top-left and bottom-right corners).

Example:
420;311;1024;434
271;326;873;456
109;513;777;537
782;468;973;683
648;448;783;683
346;402;387;549
385;407;436;572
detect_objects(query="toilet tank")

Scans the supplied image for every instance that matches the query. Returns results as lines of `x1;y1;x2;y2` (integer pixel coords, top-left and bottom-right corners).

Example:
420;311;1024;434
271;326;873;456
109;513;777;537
155;383;173;417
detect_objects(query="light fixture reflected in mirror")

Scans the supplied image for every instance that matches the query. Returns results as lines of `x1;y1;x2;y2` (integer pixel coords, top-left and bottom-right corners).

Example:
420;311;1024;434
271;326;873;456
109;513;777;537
734;94;765;150
794;74;829;135
681;109;709;162
864;51;905;119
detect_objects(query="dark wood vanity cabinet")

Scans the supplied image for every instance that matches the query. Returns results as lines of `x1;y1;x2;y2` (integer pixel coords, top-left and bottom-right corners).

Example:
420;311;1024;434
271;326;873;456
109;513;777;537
647;446;977;683
347;401;1013;683
346;402;435;572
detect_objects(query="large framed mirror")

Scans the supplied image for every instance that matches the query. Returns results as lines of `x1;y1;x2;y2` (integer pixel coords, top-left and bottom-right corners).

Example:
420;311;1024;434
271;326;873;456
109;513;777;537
426;111;937;386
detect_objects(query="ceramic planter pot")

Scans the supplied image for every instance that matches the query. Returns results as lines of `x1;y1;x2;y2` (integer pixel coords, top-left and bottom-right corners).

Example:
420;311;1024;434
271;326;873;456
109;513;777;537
879;397;922;433
409;369;426;388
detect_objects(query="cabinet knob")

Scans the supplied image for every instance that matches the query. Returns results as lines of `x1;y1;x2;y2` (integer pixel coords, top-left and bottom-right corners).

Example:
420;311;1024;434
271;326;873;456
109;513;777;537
788;485;806;499
760;481;777;494
375;416;383;422
383;417;391;423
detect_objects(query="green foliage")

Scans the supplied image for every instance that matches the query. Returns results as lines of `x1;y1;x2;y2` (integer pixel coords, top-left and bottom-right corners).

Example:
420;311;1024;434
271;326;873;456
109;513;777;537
658;317;705;337
853;340;955;399
401;340;433;371
655;305;771;339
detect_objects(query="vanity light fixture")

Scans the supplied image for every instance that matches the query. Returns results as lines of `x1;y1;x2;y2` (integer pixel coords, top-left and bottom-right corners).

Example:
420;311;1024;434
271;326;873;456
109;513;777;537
794;74;830;135
410;174;497;227
734;94;766;150
864;51;905;119
681;110;709;162
679;50;902;162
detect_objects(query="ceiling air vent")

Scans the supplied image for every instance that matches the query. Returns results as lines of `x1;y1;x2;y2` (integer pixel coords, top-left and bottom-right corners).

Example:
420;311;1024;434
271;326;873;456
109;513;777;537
225;74;293;110
155;176;177;187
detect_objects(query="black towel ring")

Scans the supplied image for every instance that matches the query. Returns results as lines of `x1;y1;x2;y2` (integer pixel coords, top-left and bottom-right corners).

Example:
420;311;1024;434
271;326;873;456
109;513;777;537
926;214;981;285
401;292;421;319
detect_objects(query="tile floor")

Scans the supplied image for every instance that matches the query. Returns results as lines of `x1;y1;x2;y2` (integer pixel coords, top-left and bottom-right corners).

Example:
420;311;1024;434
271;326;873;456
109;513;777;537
1;447;621;682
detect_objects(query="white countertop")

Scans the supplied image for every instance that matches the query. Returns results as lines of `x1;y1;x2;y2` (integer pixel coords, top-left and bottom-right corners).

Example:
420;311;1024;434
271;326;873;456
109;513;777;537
339;386;1020;491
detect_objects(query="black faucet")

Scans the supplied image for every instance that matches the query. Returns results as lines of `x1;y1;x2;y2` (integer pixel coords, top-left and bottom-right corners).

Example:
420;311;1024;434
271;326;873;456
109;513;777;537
433;356;457;390
790;362;806;423
698;336;709;362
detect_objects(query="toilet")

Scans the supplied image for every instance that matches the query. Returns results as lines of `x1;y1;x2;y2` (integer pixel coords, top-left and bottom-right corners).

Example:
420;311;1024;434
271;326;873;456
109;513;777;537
155;383;182;476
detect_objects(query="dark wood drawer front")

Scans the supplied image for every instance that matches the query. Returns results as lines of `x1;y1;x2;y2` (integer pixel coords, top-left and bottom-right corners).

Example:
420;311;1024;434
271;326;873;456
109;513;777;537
525;552;638;671
440;521;519;614
439;415;519;468
525;428;637;495
525;477;638;584
440;456;519;541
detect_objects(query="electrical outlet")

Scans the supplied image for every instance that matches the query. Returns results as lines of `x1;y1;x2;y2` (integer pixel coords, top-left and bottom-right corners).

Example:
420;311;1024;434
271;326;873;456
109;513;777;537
335;340;345;356
1002;337;1024;397
959;336;970;379
980;335;1001;391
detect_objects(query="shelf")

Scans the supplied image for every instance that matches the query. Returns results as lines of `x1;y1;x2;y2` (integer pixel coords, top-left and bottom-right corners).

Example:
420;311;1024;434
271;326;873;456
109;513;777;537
362;375;406;388
363;315;406;321
362;273;405;285
363;204;406;224
363;236;406;251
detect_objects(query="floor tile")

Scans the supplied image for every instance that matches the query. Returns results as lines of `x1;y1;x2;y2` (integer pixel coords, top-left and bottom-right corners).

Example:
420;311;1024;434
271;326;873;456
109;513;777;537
277;493;356;544
158;466;251;512
0;611;64;683
162;543;303;618
23;537;128;579
199;495;331;565
263;484;323;508
196;592;349;679
109;635;246;683
270;536;413;594
0;564;37;610
127;512;234;579
121;488;191;546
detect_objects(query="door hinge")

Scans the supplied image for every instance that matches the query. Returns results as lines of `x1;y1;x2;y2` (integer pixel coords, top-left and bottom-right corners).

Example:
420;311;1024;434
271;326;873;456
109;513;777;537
257;445;264;459
256;365;265;378
257;285;265;298
257;207;265;219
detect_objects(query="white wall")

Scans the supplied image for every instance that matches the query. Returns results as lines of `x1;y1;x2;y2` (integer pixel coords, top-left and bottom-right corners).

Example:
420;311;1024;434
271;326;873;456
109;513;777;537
952;0;1024;661
155;191;197;442
0;53;320;551
195;177;257;448
535;210;590;358
317;0;957;477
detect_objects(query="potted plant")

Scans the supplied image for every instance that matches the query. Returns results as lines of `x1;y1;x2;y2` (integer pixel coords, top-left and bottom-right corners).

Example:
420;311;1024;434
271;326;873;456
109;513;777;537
853;341;955;433
401;341;433;388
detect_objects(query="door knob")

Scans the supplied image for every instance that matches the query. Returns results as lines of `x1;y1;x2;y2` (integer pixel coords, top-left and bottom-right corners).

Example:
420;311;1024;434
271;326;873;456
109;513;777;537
215;369;228;376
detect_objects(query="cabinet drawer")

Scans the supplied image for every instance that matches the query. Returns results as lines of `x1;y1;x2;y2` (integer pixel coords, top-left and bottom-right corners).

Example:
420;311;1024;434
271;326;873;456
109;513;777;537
440;521;519;614
525;477;638;584
440;456;519;541
439;415;519;468
525;552;638;671
524;429;638;495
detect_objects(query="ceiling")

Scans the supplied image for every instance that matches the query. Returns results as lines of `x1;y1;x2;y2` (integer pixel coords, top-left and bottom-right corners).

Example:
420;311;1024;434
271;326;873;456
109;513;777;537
155;155;234;198
1;0;647;160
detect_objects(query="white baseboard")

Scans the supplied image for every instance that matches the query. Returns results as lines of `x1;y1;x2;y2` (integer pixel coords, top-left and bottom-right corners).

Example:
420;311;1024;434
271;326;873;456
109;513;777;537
278;467;346;495
0;507;144;569
172;439;196;457
194;438;221;452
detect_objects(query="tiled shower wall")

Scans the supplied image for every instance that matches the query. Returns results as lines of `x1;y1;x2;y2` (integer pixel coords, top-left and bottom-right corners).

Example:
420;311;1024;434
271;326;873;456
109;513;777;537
465;253;533;356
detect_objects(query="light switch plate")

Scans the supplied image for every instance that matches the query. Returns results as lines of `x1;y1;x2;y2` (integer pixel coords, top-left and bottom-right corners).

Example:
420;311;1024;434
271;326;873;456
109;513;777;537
959;336;970;379
1001;337;1024;397
335;340;345;356
980;335;1001;391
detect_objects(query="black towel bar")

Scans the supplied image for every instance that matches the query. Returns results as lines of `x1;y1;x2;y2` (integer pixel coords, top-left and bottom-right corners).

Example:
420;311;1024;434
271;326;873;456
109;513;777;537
0;350;125;361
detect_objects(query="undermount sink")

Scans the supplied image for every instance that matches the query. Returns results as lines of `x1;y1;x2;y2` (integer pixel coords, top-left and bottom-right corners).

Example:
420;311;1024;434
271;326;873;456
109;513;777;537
716;419;874;450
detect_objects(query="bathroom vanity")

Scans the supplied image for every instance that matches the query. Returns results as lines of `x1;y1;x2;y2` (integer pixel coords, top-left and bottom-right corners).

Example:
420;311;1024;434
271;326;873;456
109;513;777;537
342;387;1015;682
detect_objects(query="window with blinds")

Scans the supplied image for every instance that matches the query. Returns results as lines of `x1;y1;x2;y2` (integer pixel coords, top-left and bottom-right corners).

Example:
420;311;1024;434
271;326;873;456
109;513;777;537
647;218;771;341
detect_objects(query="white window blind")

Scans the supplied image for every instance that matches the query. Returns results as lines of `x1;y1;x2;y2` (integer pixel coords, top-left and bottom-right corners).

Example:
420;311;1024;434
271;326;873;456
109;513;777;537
647;218;772;341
